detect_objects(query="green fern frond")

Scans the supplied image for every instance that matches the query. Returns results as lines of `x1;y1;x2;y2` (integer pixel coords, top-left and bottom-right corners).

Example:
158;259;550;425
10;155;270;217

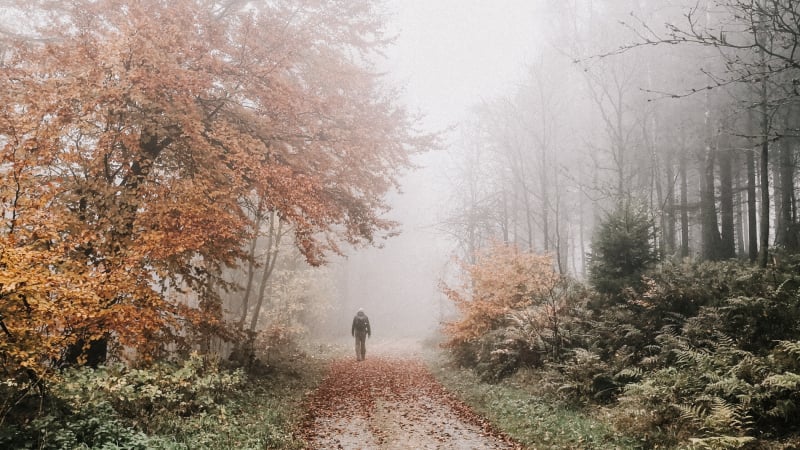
707;377;749;397
732;354;770;381
705;372;724;384
615;367;643;381
640;355;661;367
677;396;751;435
773;278;791;296
657;324;681;339
775;340;800;360
705;397;738;431
677;401;708;427
570;348;601;364
762;372;800;391
713;332;737;350
675;348;713;369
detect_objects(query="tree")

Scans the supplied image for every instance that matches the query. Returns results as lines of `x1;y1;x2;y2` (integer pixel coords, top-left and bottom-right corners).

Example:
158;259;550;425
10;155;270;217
621;0;800;267
0;0;428;379
588;202;657;297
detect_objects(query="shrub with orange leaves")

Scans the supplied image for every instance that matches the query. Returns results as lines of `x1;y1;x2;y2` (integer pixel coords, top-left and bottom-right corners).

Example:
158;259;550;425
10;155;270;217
441;242;561;356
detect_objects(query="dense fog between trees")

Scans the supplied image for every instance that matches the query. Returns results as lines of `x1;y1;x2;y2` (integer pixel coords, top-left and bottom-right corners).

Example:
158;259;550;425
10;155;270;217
320;0;800;341
3;0;800;365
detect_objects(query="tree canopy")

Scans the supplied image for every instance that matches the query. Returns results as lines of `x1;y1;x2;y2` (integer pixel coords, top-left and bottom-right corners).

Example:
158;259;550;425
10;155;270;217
0;0;429;376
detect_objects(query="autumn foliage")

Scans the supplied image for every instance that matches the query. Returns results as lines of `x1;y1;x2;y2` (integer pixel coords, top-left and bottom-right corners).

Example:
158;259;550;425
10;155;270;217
441;242;561;352
0;0;427;382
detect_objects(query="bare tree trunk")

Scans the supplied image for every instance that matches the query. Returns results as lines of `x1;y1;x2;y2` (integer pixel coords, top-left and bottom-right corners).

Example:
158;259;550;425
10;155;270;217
680;152;690;258
747;144;759;262
540;146;550;252
757;64;770;268
501;189;510;245
700;130;722;260
553;175;564;274
719;145;736;258
779;111;798;250
237;196;265;329
579;190;587;277
665;151;676;256
250;212;283;332
773;138;785;246
734;152;746;257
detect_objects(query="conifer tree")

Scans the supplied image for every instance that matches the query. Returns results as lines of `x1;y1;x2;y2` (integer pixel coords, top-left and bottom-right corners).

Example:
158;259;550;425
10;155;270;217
588;203;657;297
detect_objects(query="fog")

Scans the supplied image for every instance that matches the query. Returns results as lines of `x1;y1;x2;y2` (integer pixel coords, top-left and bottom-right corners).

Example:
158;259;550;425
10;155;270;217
321;1;545;339
319;0;785;341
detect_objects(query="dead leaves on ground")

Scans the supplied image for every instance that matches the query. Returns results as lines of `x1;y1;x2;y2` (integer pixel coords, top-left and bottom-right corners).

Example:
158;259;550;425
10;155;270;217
298;356;522;449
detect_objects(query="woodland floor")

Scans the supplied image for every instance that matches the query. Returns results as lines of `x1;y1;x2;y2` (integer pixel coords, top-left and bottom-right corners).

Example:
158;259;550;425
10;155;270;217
297;339;522;450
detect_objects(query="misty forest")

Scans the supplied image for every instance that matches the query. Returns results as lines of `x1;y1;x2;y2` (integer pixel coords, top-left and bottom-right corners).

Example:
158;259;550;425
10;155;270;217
3;0;800;449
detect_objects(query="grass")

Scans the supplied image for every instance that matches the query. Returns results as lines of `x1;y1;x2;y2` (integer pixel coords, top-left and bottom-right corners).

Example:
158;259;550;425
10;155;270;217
426;351;642;450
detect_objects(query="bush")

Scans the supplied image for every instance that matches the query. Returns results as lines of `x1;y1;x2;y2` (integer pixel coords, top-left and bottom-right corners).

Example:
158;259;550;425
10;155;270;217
64;353;244;427
0;353;245;449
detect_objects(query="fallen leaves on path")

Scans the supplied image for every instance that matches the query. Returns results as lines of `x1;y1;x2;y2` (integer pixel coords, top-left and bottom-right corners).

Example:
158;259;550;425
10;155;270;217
298;355;522;449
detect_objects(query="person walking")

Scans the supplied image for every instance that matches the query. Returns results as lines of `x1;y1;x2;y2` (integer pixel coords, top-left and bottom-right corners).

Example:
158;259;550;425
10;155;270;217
351;308;371;361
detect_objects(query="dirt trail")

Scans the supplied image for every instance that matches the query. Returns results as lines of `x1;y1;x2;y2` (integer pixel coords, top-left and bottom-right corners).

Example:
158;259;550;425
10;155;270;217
298;339;520;450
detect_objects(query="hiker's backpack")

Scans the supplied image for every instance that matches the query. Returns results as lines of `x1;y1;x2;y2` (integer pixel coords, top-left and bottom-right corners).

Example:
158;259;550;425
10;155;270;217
353;315;368;333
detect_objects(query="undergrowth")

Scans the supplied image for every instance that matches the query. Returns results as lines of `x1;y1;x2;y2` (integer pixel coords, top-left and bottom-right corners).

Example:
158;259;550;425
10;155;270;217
425;350;641;450
438;254;800;448
0;348;329;449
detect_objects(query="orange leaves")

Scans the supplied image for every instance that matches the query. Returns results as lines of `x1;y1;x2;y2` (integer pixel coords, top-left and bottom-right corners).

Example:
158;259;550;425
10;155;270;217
0;0;428;381
442;242;561;347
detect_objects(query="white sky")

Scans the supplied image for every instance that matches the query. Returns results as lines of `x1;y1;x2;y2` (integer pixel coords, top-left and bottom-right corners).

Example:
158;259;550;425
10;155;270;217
383;0;543;131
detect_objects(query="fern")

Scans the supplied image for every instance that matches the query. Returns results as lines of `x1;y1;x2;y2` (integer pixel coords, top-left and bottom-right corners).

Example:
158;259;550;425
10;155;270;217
677;401;709;429
706;377;750;398
643;344;661;354
731;354;770;383
775;340;800;360
640;355;661;367
675;347;714;370
570;348;601;364
762;372;800;391
677;396;751;436
688;436;756;449
766;399;797;420
615;367;643;382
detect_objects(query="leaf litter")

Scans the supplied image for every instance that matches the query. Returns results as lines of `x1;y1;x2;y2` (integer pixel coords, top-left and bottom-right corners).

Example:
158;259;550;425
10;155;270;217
298;342;521;449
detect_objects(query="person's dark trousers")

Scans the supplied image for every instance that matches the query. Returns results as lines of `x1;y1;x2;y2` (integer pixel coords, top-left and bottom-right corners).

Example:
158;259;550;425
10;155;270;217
354;332;367;361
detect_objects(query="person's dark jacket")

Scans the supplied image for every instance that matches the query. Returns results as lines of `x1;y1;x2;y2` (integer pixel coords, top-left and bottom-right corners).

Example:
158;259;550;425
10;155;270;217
351;311;371;337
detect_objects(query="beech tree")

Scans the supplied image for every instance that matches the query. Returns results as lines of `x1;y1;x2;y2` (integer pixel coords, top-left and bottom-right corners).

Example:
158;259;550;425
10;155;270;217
0;0;428;378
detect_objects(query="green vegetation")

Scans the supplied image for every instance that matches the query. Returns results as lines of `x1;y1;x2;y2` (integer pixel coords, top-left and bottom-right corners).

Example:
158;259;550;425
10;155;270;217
439;235;800;448
428;351;639;449
0;350;328;449
588;203;657;298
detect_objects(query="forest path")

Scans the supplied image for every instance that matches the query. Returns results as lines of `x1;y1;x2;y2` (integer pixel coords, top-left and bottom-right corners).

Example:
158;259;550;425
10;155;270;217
298;339;521;449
